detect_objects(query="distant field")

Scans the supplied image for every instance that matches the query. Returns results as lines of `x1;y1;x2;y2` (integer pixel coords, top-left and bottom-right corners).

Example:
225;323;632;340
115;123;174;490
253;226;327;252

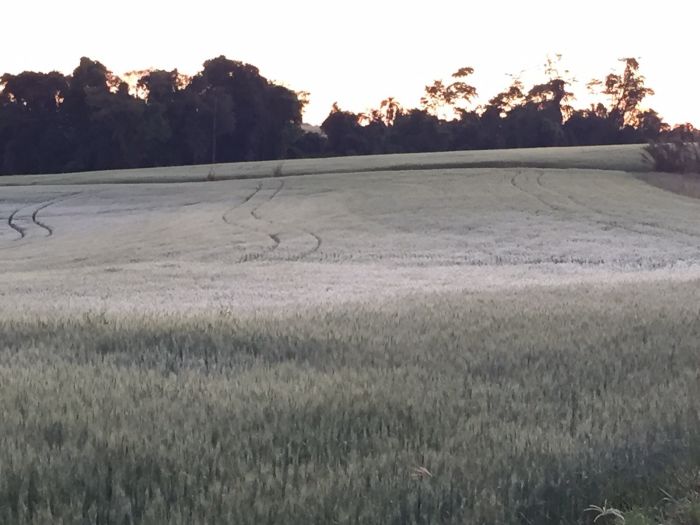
0;143;650;186
1;146;699;524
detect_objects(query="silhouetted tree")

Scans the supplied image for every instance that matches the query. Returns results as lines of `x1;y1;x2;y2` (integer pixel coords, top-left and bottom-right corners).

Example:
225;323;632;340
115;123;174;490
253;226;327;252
134;70;186;166
371;97;403;127
84;81;147;169
389;110;449;153
564;104;619;145
187;56;302;162
0;70;70;173
0;54;682;176
287;127;327;158
421;67;477;119
321;103;369;156
637;109;668;140
487;78;526;118
590;57;655;129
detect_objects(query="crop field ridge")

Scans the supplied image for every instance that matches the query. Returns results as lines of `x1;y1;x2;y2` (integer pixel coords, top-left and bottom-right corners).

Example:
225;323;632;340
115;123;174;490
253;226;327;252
0;145;699;524
0;144;652;187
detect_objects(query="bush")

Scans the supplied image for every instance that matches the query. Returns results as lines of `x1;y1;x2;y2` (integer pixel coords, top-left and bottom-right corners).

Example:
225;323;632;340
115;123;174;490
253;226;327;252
646;137;700;175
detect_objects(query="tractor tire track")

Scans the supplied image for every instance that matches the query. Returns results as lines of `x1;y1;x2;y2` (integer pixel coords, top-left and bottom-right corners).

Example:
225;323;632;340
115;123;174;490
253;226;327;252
7;209;25;239
250;180;285;220
251;180;324;262
30;192;84;238
509;170;567;213
32;200;61;236
238;180;286;261
222;184;262;225
220;181;285;262
221;179;323;263
510;169;658;239
2;192;85;246
285;230;323;261
536;171;700;242
229;179;324;263
238;232;282;263
534;171;644;236
7;200;58;240
505;170;699;266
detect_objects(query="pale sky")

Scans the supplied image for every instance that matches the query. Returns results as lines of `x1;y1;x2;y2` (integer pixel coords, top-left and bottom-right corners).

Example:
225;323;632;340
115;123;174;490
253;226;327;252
2;0;697;126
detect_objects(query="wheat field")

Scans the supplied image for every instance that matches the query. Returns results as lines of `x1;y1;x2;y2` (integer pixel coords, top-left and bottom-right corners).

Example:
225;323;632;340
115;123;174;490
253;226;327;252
1;145;699;524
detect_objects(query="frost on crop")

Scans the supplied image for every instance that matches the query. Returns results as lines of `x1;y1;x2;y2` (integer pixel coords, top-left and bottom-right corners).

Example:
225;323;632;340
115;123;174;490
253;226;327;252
0;146;699;523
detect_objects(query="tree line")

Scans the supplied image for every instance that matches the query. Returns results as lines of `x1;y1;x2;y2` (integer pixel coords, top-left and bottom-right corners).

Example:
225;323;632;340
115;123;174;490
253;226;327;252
0;56;303;174
0;55;695;175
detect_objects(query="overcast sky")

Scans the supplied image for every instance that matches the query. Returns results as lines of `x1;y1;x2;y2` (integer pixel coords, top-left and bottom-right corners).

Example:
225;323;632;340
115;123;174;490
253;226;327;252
3;0;697;125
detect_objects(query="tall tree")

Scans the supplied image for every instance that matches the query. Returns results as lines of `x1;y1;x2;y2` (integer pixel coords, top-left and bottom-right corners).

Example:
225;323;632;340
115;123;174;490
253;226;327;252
590;58;655;128
321;103;369;156
84;81;147;169
421;67;477;119
0;70;70;173
486;77;525;118
187;56;302;162
368;97;403;126
390;110;449;153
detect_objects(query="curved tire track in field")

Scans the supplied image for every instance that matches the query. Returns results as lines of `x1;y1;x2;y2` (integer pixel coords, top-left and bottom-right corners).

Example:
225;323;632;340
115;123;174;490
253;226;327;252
536;171;700;242
501;169;693;267
221;181;284;262
7;199;57;240
251;180;324;262
223;179;323;263
32;201;58;236
250;180;285;220
239;180;285;262
533;170;649;238
2;192;84;247
30;192;84;238
7;209;25;239
286;230;322;261
508;170;568;214
534;171;642;236
221;184;262;225
513;169;667;240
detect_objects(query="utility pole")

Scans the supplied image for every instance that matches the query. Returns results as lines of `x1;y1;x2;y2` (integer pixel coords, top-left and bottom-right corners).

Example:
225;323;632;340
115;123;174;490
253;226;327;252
211;92;218;164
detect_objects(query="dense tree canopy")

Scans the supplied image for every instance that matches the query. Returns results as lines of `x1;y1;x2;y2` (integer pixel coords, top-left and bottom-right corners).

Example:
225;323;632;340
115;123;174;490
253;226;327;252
0;55;692;175
320;57;677;158
0;56;303;174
